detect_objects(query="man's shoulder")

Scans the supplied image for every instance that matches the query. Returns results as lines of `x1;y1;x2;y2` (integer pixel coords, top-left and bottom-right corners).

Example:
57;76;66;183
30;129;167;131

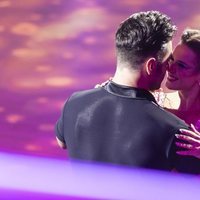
72;87;105;97
152;105;188;128
67;87;107;103
61;88;106;112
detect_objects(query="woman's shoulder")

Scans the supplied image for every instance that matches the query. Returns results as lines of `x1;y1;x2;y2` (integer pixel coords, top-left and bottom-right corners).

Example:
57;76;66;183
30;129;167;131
153;89;180;108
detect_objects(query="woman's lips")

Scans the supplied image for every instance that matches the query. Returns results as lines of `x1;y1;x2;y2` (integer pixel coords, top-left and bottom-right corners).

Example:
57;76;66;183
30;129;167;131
167;75;178;82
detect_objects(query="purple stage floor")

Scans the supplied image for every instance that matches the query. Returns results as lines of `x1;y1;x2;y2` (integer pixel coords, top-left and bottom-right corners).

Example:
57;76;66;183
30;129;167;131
0;152;199;200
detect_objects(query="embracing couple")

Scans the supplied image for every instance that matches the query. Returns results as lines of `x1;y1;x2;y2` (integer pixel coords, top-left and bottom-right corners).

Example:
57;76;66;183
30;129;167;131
55;11;200;174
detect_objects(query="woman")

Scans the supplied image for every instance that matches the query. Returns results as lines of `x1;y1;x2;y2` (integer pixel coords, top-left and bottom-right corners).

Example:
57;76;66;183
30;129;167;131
164;28;200;159
165;28;200;129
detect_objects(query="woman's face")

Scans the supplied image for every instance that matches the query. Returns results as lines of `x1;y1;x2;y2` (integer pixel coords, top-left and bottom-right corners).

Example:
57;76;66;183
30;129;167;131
166;43;200;91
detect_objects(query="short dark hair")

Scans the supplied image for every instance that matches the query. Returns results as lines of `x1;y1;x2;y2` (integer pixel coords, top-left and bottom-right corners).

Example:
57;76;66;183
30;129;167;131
115;11;176;69
181;28;200;71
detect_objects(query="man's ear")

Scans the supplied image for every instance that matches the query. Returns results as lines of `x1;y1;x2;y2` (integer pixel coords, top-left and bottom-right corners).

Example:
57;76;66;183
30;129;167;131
145;58;157;75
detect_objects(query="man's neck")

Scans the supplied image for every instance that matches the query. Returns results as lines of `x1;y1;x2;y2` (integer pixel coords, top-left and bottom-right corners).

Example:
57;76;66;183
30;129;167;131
112;67;141;87
112;66;151;91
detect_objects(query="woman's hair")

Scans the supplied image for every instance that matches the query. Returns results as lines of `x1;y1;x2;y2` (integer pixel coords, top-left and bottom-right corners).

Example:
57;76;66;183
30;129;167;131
181;28;200;71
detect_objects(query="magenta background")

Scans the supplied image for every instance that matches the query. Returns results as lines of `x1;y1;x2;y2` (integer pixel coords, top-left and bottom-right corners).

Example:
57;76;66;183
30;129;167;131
0;0;200;159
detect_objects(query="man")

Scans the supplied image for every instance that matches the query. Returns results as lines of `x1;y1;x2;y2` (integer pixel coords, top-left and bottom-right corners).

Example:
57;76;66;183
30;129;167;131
55;11;200;173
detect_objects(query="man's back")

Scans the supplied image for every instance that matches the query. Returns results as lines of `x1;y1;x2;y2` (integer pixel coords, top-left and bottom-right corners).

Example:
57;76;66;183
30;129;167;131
56;81;200;173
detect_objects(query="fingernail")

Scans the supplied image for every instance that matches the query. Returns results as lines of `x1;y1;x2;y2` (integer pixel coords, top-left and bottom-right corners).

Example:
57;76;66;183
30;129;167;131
175;134;179;138
191;124;195;129
191;124;197;131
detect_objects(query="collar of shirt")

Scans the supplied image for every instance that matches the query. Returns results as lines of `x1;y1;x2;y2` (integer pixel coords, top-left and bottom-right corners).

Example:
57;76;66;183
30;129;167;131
104;81;158;104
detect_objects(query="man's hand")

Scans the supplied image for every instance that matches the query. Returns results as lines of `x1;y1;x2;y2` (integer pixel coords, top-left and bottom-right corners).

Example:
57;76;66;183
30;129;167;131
176;124;200;159
56;137;67;149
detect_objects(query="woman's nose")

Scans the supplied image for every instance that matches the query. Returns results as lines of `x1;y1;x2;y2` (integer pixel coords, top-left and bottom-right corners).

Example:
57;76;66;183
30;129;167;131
167;63;176;73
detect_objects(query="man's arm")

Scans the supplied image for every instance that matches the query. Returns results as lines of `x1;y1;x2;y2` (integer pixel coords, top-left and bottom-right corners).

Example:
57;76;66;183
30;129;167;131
55;118;66;149
55;100;69;150
56;137;67;149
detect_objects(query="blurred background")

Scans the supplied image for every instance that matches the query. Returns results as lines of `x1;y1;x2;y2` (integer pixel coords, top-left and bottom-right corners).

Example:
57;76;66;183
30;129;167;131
0;0;200;159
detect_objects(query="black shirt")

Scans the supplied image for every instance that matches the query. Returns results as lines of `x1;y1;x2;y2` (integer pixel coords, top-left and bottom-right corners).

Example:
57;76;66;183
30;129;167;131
56;81;200;174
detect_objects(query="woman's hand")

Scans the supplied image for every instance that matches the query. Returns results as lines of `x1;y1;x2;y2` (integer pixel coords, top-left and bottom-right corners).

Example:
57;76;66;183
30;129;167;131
94;77;112;88
176;124;200;159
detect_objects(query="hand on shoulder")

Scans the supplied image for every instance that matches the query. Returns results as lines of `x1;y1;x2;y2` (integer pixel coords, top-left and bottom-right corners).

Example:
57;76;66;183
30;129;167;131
176;124;200;159
94;77;112;88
